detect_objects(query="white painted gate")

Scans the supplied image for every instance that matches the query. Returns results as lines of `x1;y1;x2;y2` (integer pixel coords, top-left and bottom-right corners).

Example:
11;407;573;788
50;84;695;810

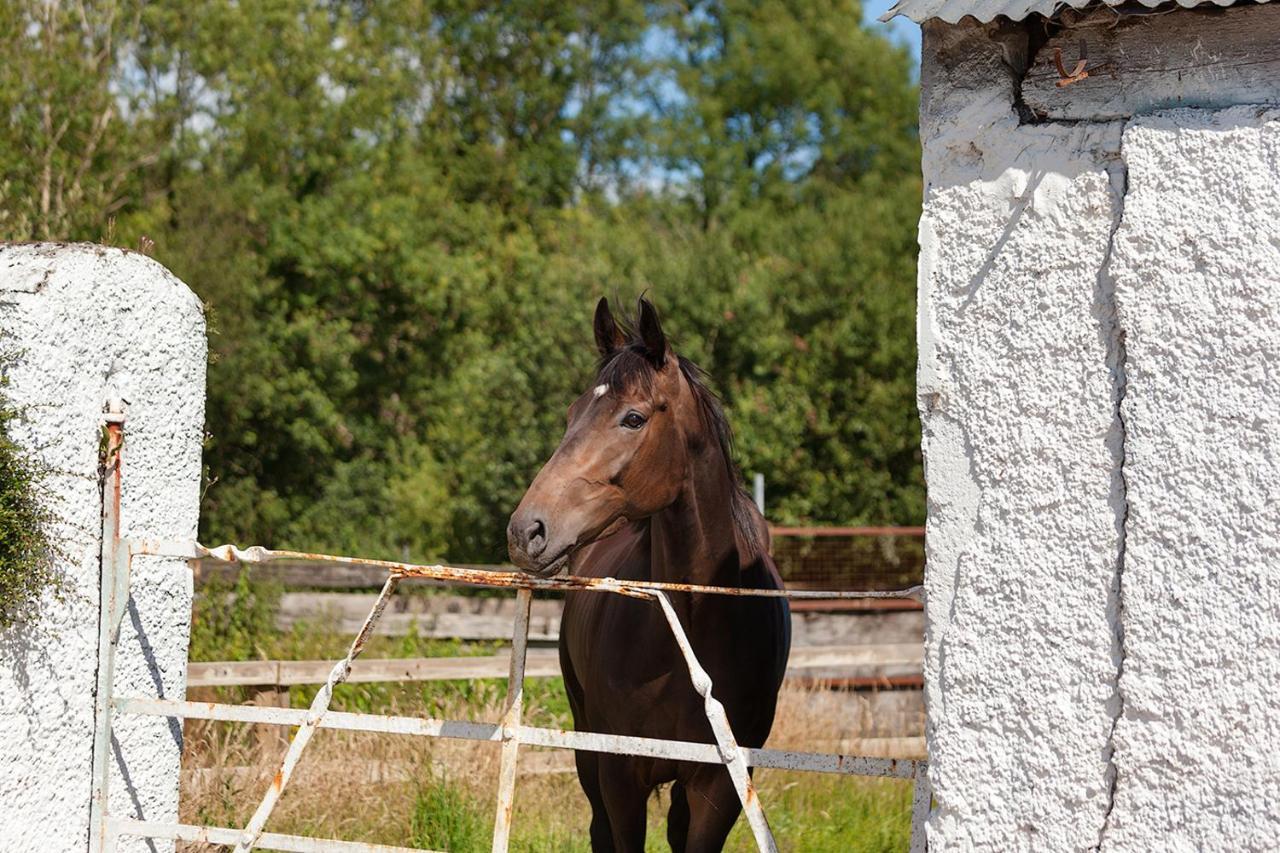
91;409;932;852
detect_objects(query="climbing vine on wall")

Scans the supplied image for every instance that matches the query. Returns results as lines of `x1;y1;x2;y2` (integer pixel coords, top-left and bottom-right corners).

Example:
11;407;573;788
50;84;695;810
0;366;60;630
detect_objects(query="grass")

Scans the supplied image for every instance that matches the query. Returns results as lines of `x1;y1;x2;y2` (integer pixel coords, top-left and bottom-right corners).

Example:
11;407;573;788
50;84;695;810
180;678;916;851
179;582;919;851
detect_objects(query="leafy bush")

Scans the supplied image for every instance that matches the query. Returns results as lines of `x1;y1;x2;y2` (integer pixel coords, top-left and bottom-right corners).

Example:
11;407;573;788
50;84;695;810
0;372;59;630
189;565;283;662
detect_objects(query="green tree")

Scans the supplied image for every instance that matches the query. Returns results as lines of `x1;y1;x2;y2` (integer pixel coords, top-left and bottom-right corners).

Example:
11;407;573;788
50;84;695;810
0;0;160;239
0;0;922;561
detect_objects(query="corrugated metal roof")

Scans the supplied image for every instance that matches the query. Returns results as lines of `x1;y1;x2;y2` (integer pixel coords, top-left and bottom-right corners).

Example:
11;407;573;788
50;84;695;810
880;0;1267;25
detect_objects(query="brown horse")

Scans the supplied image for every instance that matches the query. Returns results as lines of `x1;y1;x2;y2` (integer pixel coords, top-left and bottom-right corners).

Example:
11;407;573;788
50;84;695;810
508;297;791;851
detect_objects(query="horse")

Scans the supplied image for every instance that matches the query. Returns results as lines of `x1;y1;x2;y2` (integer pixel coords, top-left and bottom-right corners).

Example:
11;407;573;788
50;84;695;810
507;296;791;851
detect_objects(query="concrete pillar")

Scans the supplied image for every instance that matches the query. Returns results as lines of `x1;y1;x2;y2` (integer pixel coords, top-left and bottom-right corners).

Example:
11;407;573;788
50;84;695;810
917;22;1126;850
1104;106;1280;850
919;20;1280;851
0;243;206;852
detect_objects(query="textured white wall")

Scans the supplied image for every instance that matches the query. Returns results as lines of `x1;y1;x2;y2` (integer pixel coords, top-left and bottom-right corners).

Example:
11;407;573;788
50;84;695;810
920;18;1280;853
1104;107;1280;850
917;22;1127;851
0;244;206;852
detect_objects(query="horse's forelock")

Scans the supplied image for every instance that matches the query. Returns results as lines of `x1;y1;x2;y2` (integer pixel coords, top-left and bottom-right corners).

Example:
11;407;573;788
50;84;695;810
595;345;657;398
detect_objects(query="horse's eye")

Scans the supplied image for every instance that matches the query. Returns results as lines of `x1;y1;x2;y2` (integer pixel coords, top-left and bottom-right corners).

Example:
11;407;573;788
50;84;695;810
621;411;647;430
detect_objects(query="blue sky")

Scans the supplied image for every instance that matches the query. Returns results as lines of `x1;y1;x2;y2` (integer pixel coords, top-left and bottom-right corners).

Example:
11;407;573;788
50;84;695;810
862;0;921;69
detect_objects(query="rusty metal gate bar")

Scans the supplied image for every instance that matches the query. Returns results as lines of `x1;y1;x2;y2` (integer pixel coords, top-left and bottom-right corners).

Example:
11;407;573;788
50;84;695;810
650;590;776;851
88;406;127;853
93;413;932;853
232;574;401;852
491;586;532;852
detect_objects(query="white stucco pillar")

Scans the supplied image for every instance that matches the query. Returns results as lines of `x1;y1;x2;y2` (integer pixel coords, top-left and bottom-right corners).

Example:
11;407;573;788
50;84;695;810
917;23;1127;850
919;20;1280;852
1104;106;1280;850
0;243;206;852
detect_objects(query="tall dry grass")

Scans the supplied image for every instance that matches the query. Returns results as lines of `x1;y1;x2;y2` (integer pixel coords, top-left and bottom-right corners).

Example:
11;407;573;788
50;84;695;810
180;583;922;850
178;680;921;852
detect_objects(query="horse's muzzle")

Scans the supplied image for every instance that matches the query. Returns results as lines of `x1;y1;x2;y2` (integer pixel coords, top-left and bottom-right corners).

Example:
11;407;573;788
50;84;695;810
507;510;561;575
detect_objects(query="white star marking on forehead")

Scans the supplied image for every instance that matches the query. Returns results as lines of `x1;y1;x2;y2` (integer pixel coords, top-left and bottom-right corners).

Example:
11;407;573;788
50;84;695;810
593;383;609;399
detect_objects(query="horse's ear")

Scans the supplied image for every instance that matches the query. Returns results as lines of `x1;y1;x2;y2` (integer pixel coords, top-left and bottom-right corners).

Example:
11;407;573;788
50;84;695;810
636;296;667;368
594;297;625;358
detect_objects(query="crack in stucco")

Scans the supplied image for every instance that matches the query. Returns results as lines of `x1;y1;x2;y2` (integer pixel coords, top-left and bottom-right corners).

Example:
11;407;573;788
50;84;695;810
1093;155;1131;852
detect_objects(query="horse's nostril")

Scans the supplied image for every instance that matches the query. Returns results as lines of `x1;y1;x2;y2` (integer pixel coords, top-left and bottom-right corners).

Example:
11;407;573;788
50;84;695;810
508;512;549;565
526;519;547;555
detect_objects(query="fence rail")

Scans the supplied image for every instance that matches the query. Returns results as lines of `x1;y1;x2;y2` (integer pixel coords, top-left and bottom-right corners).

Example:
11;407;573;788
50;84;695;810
206;587;920;642
91;411;930;853
188;643;923;688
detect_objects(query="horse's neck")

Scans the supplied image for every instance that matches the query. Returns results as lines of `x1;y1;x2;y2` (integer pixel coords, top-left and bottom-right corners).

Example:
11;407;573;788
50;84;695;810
647;452;742;588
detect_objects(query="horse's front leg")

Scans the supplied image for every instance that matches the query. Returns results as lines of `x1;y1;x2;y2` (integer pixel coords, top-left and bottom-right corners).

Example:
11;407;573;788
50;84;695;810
565;749;615;851
666;780;691;852
595;753;651;852
679;764;744;852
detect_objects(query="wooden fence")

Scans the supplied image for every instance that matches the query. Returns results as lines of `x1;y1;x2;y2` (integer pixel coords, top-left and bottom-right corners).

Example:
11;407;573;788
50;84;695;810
188;642;924;690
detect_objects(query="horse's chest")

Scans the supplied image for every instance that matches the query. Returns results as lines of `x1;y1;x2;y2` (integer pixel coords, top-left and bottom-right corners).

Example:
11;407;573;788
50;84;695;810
563;594;769;740
570;597;686;697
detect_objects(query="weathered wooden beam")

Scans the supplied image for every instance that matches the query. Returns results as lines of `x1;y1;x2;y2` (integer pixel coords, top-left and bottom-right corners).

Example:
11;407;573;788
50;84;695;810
187;643;924;688
1022;4;1280;121
263;590;924;644
272;591;564;641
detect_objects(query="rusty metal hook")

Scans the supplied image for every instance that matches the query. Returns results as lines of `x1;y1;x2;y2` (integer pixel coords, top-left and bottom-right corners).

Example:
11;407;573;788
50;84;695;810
1053;39;1090;87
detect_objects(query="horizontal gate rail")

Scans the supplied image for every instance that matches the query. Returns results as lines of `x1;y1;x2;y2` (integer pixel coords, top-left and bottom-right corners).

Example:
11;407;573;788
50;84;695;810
118;696;921;779
94;413;931;853
105;816;441;853
133;537;923;602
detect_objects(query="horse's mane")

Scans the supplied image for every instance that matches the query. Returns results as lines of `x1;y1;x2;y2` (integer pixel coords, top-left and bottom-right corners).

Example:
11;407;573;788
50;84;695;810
595;325;765;562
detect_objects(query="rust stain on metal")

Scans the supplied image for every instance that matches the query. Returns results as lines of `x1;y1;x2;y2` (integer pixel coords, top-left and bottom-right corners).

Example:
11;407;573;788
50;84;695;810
106;422;123;511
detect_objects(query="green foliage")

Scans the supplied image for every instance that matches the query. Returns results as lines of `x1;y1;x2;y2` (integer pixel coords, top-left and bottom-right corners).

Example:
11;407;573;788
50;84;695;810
0;370;60;630
0;0;922;560
0;0;154;239
189;566;283;662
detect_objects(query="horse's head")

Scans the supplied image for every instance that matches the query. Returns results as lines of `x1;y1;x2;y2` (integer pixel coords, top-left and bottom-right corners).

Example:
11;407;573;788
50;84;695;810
507;296;695;576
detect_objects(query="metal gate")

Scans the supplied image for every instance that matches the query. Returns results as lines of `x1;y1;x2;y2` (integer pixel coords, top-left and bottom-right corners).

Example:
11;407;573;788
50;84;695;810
89;412;931;852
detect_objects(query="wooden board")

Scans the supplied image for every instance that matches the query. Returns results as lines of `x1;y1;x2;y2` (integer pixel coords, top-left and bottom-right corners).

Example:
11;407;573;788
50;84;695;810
187;643;924;688
1022;4;1280;121
271;591;564;641
259;590;924;645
